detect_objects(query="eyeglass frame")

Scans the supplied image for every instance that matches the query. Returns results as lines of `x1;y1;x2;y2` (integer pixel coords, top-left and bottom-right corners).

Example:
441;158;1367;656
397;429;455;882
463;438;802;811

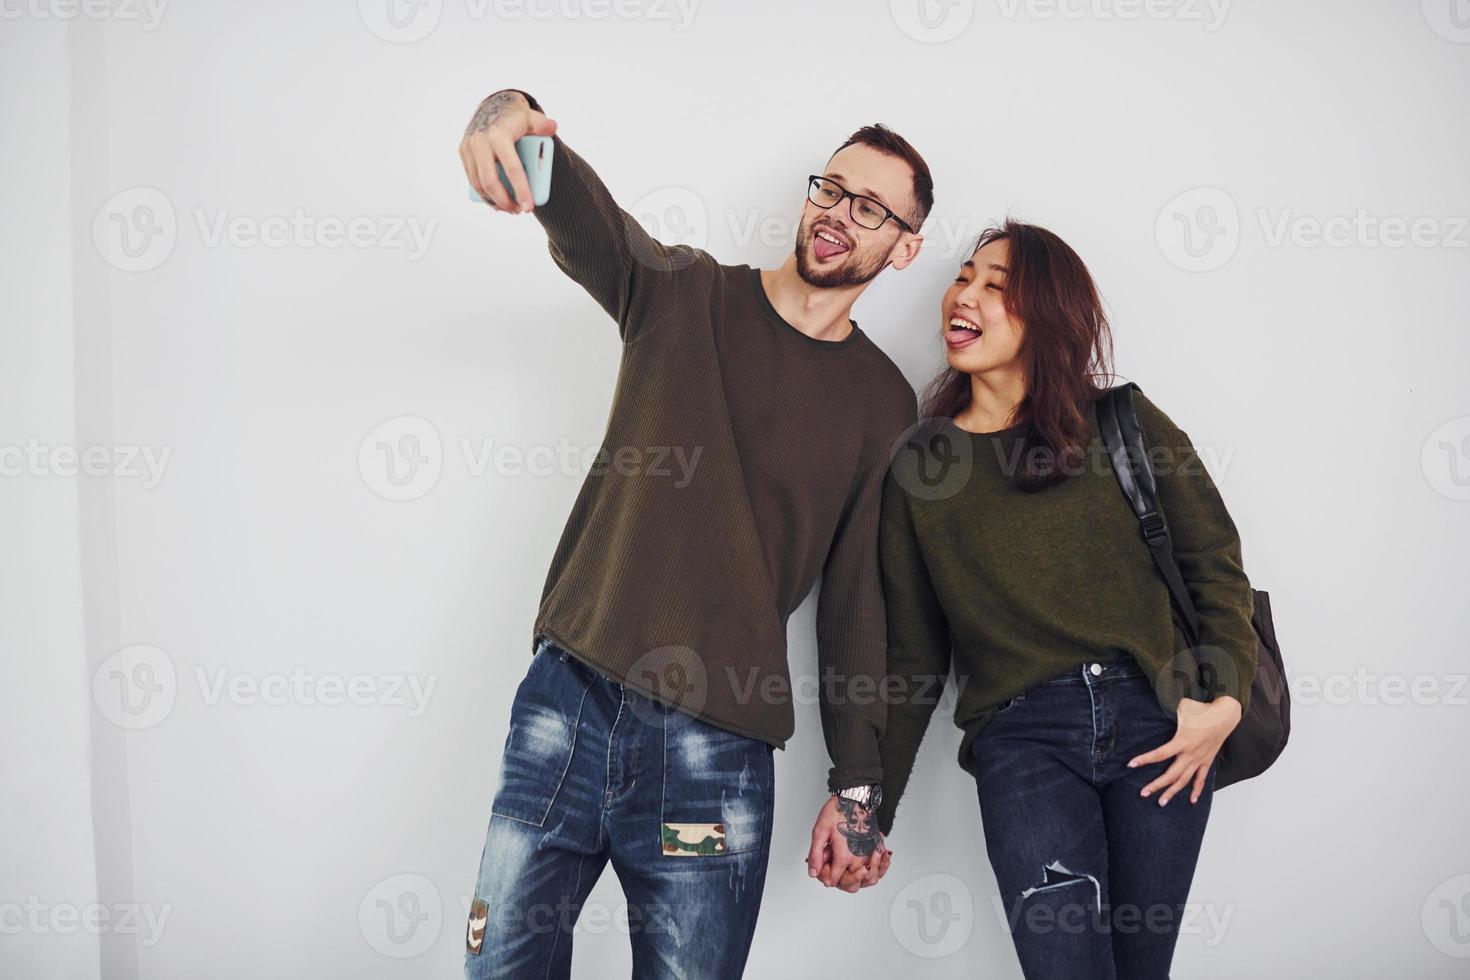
806;175;916;234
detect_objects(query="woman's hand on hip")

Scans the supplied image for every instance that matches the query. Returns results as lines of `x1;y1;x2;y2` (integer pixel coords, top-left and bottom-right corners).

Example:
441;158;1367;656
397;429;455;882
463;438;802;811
1127;695;1242;806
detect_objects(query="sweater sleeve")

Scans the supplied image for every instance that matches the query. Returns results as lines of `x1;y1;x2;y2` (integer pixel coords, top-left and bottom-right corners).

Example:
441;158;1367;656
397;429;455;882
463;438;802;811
873;465;952;837
509;91;696;342
1133;391;1258;713
815;397;917;795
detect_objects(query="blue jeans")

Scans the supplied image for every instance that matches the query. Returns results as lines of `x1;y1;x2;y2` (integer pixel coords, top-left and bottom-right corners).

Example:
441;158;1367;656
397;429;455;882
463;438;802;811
466;637;775;980
970;658;1217;980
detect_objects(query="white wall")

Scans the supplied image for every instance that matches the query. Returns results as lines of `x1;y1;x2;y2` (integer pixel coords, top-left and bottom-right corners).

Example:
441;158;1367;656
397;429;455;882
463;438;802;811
1;18;103;980
5;0;1470;977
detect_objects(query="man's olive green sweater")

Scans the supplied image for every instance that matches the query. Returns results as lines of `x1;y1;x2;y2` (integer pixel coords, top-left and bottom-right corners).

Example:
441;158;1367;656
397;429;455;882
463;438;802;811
875;394;1257;835
509;93;917;792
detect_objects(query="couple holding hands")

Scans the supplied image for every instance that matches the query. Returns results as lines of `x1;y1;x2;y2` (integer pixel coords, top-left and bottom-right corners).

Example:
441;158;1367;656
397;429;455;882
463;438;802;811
458;88;1257;980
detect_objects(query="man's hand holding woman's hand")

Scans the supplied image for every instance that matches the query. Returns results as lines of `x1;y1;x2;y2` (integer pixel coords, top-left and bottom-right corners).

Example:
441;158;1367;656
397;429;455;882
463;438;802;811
806;795;892;894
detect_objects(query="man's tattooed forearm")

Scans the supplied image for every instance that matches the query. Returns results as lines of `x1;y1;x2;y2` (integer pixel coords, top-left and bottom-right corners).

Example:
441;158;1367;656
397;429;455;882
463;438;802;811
836;797;879;857
464;90;524;138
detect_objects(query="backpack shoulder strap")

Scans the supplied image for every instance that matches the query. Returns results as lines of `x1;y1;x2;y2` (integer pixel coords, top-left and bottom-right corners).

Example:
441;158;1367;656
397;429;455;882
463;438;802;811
1095;383;1204;647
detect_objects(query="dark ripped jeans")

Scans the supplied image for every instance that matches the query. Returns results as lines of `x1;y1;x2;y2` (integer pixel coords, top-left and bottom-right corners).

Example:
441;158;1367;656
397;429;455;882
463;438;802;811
971;658;1217;980
466;637;775;980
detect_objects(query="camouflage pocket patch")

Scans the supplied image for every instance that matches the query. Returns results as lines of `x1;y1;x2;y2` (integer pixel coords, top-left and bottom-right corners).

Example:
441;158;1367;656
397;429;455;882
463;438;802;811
661;822;726;856
466;897;488;955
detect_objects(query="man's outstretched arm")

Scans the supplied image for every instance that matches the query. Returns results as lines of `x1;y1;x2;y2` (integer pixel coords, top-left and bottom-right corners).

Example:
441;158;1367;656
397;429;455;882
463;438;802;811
458;89;693;341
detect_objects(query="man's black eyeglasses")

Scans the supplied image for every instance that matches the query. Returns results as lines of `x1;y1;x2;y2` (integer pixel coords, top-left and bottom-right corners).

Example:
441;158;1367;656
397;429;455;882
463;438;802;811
806;175;915;233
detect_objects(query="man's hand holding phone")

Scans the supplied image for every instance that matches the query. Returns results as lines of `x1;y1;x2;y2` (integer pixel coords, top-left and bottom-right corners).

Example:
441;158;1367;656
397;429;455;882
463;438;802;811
459;90;558;214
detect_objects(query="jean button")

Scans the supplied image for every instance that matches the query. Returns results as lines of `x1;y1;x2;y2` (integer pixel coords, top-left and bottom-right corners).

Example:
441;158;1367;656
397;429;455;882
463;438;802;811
1090;662;1103;676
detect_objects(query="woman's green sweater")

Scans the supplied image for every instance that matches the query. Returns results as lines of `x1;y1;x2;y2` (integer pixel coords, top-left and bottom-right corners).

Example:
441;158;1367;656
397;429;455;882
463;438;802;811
875;390;1257;835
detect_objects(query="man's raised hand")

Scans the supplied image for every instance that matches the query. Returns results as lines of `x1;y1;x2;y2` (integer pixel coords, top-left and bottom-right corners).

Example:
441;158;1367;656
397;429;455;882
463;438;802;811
459;90;557;214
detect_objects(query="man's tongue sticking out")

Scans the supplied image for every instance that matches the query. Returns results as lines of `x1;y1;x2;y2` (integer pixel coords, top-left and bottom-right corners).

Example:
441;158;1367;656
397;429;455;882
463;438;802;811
813;226;849;261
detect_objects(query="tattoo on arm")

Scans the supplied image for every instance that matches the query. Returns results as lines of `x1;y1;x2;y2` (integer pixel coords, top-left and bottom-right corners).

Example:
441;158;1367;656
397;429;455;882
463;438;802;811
835;797;879;858
464;90;526;138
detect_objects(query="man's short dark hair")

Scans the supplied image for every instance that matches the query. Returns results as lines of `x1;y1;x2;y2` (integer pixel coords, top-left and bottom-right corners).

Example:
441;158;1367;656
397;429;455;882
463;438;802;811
832;124;934;230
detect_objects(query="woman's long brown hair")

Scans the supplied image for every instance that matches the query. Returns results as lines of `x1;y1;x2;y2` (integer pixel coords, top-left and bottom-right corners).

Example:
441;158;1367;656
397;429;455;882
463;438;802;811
919;220;1117;492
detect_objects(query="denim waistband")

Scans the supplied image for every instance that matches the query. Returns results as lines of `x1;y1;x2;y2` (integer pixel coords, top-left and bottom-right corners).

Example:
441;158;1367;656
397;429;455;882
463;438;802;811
1034;658;1148;687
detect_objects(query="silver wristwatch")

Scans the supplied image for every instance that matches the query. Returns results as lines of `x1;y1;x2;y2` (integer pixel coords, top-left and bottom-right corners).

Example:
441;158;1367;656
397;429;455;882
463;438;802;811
835;783;882;811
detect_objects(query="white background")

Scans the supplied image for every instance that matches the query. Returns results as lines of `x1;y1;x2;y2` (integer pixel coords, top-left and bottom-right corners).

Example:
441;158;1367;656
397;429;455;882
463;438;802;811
4;0;1469;977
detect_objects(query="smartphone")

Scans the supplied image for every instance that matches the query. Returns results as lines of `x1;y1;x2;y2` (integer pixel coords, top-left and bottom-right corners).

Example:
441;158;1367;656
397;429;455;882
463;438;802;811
472;135;553;207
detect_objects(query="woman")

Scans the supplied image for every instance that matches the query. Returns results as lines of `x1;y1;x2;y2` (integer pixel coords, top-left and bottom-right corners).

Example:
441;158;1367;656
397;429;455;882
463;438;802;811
874;221;1257;978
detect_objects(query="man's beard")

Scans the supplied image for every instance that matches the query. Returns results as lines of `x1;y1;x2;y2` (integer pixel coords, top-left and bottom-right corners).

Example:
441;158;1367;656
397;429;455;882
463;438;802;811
794;220;887;289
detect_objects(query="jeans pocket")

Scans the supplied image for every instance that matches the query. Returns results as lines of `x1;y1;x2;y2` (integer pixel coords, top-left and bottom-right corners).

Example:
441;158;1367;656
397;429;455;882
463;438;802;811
489;643;595;827
659;718;773;858
994;693;1025;717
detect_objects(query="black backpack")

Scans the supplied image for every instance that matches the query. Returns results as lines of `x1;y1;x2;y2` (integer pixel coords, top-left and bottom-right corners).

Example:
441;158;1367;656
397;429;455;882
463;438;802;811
1096;382;1289;789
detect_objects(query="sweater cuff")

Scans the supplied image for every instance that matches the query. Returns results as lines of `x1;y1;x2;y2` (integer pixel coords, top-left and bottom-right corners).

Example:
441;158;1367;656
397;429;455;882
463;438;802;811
1220;644;1257;716
502;88;544;113
875;780;906;838
1184;641;1255;719
826;763;883;796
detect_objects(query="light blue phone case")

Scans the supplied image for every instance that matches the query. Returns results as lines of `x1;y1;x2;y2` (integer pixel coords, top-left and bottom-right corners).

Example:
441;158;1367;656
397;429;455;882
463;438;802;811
480;135;553;207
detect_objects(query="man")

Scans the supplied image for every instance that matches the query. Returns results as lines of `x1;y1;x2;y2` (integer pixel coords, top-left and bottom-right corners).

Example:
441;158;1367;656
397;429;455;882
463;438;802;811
458;88;931;979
